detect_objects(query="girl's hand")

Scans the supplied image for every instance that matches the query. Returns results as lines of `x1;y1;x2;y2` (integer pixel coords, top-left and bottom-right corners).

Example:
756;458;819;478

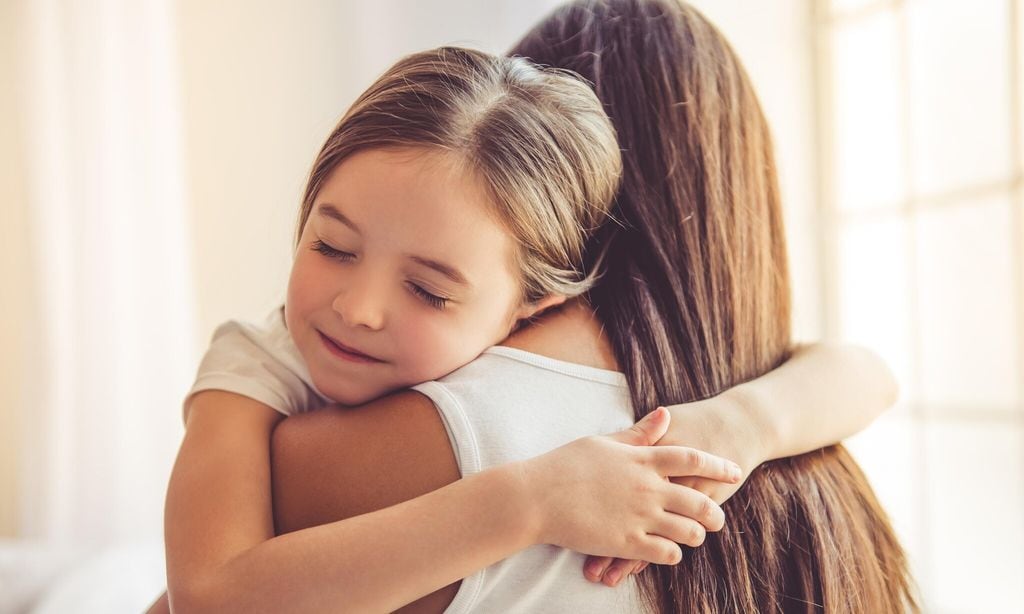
583;398;766;586
519;407;741;566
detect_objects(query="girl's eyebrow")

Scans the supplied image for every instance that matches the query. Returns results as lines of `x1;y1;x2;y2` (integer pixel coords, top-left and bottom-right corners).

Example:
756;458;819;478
318;202;467;286
318;204;361;234
408;255;469;287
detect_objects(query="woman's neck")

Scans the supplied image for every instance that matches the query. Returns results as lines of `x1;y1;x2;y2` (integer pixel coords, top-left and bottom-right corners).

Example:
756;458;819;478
500;298;619;371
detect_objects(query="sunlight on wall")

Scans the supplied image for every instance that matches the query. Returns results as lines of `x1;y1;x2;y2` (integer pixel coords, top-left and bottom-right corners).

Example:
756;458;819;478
16;0;196;544
822;0;1024;610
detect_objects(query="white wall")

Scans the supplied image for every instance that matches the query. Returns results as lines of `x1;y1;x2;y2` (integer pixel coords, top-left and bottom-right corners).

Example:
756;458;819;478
0;0;33;538
176;0;576;344
176;0;821;348
692;0;821;340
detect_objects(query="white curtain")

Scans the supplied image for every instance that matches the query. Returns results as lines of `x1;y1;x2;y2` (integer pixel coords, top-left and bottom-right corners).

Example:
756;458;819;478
9;0;568;561
19;0;196;547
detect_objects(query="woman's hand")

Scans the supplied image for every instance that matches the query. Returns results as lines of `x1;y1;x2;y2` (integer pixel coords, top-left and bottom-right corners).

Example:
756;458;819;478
583;397;767;586
519;407;741;566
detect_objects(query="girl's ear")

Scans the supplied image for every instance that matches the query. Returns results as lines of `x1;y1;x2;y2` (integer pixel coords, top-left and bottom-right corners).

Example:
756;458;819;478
514;294;567;324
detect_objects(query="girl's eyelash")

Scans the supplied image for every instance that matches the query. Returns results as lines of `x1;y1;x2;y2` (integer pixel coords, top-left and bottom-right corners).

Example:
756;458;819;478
408;283;449;309
311;240;354;261
312;239;448;309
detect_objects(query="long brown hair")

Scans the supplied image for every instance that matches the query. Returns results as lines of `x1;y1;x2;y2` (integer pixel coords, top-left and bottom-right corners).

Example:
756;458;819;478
296;47;621;303
511;1;917;612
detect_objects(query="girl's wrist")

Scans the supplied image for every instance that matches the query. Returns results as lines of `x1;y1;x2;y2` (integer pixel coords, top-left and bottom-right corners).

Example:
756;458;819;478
665;390;771;475
489;460;546;548
716;384;776;468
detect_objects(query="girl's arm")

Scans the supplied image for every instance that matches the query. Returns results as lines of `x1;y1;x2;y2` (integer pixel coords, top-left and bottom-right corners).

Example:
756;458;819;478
665;342;898;494
164;391;738;613
586;342;898;586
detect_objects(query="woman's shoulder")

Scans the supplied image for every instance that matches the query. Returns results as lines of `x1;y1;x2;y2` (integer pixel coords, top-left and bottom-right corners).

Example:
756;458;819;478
501;299;619;372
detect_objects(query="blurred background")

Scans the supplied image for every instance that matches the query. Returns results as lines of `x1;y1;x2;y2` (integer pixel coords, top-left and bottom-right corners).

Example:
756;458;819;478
0;0;1019;612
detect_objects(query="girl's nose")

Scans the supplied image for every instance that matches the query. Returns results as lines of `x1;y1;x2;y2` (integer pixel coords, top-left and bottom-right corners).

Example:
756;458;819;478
332;282;386;331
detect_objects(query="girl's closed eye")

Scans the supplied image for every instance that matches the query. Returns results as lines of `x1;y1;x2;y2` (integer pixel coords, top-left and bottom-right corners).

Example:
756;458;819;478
311;237;448;308
407;282;449;309
312;239;355;262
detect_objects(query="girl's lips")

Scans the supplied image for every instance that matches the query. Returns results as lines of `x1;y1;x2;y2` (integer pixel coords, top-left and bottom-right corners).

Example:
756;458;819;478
317;331;384;364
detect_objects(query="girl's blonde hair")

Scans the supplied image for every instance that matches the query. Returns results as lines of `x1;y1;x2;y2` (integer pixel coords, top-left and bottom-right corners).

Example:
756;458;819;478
296;46;621;302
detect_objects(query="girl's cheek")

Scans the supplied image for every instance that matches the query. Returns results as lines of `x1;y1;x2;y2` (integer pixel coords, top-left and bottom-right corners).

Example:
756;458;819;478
397;315;464;379
285;262;309;314
289;252;329;307
400;314;443;352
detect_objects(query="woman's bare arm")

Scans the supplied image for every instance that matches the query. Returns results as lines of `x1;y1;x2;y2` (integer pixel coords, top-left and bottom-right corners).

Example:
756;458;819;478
147;390;461;614
164;390;536;613
270;390;463;614
146;393;466;613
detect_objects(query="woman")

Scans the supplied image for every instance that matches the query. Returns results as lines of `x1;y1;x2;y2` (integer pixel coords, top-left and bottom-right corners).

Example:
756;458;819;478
268;1;916;612
506;2;918;611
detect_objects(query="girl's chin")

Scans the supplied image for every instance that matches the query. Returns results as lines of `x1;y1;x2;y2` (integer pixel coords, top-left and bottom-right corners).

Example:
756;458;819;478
318;381;393;407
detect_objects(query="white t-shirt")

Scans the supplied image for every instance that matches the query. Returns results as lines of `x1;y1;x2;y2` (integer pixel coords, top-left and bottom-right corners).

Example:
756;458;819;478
187;309;645;612
184;308;330;422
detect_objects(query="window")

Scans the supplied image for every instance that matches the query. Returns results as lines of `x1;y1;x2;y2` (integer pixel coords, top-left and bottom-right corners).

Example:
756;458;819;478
817;0;1024;610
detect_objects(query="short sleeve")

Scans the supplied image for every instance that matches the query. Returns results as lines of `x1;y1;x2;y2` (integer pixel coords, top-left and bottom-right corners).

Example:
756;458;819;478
183;317;320;423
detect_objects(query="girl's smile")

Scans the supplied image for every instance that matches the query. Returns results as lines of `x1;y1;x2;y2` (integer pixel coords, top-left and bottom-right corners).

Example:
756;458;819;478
317;330;385;364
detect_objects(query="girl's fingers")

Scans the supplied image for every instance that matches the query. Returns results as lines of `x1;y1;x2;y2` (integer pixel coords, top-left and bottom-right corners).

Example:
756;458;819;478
600;558;640;587
662;485;725;532
636;534;684;566
652;514;707;548
584;555;614;582
652;446;741;483
607;406;670;446
614;559;653;586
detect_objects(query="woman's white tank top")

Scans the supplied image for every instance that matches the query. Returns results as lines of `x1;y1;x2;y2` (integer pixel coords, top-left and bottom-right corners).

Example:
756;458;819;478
412;346;645;614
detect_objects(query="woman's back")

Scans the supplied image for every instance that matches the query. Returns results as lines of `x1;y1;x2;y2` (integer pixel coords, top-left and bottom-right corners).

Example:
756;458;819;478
418;292;914;612
511;0;917;611
412;308;645;613
498;296;912;613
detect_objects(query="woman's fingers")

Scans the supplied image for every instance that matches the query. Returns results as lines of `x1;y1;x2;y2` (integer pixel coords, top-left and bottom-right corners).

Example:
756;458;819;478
652;446;741;483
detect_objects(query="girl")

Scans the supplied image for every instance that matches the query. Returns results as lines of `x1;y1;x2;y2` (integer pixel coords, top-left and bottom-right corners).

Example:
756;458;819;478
160;46;745;613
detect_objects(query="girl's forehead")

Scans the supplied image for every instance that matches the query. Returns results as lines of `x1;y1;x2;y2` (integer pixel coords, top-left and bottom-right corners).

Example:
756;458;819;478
315;148;520;281
311;146;517;235
321;149;489;220
327;147;481;200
